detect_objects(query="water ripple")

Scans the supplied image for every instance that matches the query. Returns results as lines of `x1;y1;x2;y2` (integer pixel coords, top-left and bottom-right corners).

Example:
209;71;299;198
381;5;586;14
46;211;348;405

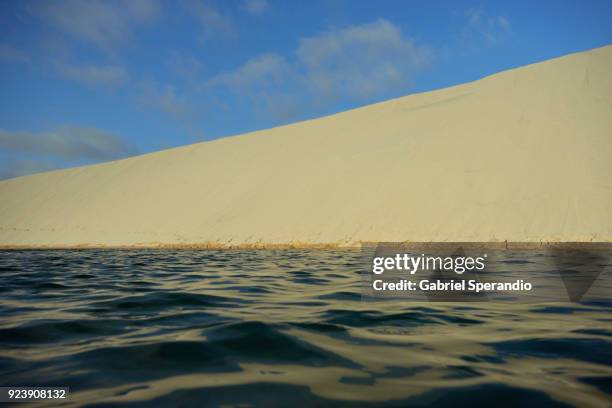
0;249;610;407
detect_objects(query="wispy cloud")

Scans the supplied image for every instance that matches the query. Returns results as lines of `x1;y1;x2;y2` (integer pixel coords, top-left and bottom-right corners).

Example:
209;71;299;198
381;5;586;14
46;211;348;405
297;19;432;100
207;53;289;89
241;0;268;16
465;8;512;44
27;0;161;52
181;0;233;39
205;19;432;119
0;126;138;162
137;81;190;119
166;51;204;81
55;62;128;87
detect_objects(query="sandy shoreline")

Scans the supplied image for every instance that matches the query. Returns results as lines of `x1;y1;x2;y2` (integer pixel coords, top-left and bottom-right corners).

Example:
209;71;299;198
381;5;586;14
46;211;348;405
1;241;610;250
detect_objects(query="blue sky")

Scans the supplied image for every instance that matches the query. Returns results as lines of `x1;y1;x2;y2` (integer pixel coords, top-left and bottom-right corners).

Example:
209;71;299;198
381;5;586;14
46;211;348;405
0;0;611;179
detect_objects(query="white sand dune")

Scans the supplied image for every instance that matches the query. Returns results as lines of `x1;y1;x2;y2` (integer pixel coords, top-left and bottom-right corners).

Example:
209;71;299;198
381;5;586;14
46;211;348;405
1;46;611;248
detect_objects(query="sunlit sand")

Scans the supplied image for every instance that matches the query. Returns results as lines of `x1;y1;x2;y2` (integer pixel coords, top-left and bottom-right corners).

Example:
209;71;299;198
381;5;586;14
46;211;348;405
0;46;610;248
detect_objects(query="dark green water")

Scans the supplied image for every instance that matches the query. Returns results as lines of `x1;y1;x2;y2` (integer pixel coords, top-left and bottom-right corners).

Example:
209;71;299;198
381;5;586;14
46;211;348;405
0;249;610;407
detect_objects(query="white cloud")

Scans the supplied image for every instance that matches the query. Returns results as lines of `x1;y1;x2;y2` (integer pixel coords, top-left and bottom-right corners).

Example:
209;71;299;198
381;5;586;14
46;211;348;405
465;8;512;44
207;53;290;89
27;0;161;52
181;0;233;39
137;81;190;119
56;63;128;87
0;126;137;161
497;17;511;33
241;0;268;15
296;19;432;100
166;51;204;80
122;0;160;21
204;19;432;121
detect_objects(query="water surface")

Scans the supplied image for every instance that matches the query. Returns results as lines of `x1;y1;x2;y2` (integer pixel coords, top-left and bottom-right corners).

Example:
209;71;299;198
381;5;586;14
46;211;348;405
0;249;610;407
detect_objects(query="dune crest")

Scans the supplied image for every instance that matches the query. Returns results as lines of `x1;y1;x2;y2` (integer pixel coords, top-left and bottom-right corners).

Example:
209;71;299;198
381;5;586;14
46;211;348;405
1;46;611;248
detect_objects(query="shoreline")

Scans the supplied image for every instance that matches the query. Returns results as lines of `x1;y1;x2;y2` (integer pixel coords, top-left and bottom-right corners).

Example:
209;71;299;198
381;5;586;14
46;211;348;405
1;241;610;250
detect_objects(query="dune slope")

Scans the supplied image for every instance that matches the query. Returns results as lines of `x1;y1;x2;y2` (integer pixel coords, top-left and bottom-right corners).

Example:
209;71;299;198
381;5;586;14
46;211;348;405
1;46;611;247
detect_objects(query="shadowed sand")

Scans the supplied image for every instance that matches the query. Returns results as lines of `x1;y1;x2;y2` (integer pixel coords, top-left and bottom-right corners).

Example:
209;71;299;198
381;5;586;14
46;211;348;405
0;46;611;248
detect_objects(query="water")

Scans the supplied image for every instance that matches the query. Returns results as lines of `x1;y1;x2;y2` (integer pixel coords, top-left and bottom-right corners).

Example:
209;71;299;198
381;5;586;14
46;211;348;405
0;249;610;407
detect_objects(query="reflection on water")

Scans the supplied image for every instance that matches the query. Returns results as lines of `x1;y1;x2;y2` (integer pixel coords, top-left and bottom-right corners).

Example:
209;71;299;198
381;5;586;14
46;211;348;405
0;249;610;407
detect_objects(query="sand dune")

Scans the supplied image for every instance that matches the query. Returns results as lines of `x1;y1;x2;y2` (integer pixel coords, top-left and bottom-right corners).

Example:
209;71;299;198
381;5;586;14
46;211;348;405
1;46;611;248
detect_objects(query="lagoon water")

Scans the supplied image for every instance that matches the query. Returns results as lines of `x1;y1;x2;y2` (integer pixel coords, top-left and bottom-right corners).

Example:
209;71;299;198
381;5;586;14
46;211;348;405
0;249;611;407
